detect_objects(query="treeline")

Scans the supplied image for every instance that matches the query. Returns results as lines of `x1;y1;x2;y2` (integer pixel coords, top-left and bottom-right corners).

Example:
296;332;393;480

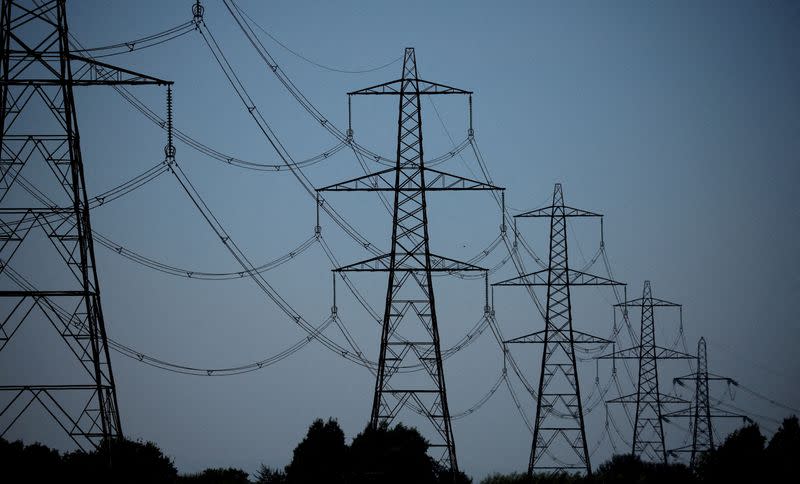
0;419;466;484
485;415;799;484
1;415;797;483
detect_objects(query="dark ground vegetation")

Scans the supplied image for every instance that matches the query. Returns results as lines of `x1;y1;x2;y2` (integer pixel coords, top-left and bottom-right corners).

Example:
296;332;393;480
0;415;797;483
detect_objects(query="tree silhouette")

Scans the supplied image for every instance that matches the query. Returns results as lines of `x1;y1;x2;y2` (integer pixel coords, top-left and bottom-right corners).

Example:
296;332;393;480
285;417;348;484
349;421;438;484
765;415;800;483
479;472;532;484
0;438;63;483
254;463;287;484
4;415;797;483
696;423;765;484
590;453;693;484
178;467;250;483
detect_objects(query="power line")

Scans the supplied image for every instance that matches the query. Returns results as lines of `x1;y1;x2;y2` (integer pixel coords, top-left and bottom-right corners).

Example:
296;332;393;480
235;3;402;74
70;20;195;58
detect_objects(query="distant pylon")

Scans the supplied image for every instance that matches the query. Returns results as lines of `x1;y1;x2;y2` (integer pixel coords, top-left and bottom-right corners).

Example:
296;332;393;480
0;0;169;450
600;281;692;463
493;183;624;475
665;337;749;467
318;47;502;472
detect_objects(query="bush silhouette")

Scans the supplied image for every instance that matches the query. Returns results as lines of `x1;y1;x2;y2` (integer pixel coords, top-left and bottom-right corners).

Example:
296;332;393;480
285;417;348;484
178;467;250;483
64;437;177;484
696;423;765;484
1;436;178;484
0;438;63;483
349;421;437;484
764;415;800;483
590;453;693;484
3;415;798;483
254;463;287;483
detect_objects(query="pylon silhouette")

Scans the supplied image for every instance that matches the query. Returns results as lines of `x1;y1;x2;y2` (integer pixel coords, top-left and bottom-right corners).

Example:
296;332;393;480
601;281;692;463
666;337;749;467
0;0;169;450
494;183;623;475
318;47;502;471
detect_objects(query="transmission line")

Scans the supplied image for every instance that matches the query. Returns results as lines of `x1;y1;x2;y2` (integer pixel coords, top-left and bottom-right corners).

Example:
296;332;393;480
70;20;195;58
235;3;402;74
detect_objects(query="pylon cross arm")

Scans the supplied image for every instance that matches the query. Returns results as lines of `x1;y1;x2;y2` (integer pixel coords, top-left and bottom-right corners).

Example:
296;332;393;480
598;345;693;360
614;297;680;308
504;329;611;345
493;268;624;287
673;373;736;384
4;54;171;86
658;394;691;405
331;253;486;272
348;78;471;96
424;168;503;191
316;167;501;192
662;407;745;419
515;205;602;218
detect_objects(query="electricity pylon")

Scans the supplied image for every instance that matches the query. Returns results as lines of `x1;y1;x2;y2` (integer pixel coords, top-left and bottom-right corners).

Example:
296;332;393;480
600;281;692;463
665;337;749;467
317;47;502;471
0;0;169;450
493;183;624;475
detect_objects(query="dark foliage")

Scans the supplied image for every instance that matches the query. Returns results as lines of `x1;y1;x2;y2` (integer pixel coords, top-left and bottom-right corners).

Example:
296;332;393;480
480;472;532;484
479;470;584;483
285;417;348;484
349;421;437;484
178;467;251;484
254;464;287;484
696;423;765;484
0;438;63;483
436;465;474;484
0;436;178;484
590;453;694;484
3;416;798;483
764;415;800;482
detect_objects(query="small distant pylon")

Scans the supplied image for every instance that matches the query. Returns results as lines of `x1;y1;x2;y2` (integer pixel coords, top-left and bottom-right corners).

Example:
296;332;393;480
600;281;693;463
665;337;749;467
493;183;624;475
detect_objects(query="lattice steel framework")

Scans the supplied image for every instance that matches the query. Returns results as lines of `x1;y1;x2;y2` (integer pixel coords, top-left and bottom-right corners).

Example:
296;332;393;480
318;48;501;471
493;183;623;475
666;337;747;467
600;281;692;463
0;0;168;450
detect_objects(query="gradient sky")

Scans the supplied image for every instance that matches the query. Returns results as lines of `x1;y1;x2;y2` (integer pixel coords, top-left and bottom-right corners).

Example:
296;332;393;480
2;0;799;480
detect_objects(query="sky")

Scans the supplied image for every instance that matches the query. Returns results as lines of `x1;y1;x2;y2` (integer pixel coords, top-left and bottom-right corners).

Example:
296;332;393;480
2;0;799;480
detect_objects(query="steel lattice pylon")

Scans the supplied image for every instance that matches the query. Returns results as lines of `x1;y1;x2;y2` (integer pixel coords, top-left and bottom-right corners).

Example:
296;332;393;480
493;183;623;475
666;337;748;467
318;48;502;472
690;337;713;466
600;281;692;463
0;0;168;450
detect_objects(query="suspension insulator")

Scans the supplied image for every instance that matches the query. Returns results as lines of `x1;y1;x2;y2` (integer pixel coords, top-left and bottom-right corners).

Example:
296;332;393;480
192;1;204;25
